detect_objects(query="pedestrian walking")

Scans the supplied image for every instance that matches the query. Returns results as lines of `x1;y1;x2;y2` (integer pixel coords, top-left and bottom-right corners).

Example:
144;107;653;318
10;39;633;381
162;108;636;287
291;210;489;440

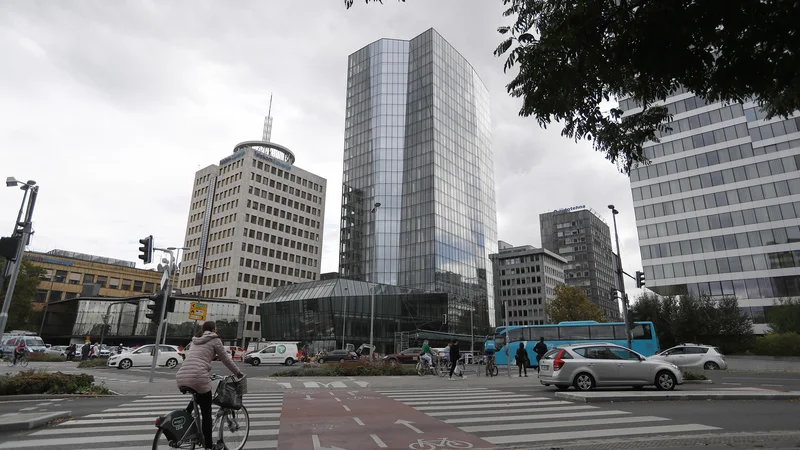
448;340;465;380
81;342;90;361
533;337;548;373
516;342;529;377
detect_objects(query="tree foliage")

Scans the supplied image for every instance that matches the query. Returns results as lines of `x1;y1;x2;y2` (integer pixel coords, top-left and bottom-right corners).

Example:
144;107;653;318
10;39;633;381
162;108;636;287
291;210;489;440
766;298;800;334
0;258;46;331
545;284;606;323
346;0;800;174
633;292;752;351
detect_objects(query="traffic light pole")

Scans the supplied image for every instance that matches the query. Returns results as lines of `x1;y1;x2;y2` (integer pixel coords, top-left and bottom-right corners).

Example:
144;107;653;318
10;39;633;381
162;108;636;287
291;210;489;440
608;205;632;350
149;249;174;384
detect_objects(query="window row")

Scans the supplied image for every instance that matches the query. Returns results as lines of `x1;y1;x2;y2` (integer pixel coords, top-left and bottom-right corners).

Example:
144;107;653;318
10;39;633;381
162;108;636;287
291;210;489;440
499;255;543;265
43;270;155;293
245;209;321;231
644;250;800;281
501;285;544;297
641;225;800;260
634;178;800;221
241;241;317;266
657;103;745;138
238;270;315;287
677;275;800;302
252;158;323;193
247;186;321;217
245;201;320;233
35;290;79;303
638;201;800;240
249;174;323;205
617;86;693;112
239;256;318;275
243;227;319;255
748;116;800;142
508;298;544;307
633;155;800;202
500;265;542;276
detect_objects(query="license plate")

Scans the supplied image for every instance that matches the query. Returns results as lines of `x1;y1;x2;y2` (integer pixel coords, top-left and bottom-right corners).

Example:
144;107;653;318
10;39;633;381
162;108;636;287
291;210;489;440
541;365;549;371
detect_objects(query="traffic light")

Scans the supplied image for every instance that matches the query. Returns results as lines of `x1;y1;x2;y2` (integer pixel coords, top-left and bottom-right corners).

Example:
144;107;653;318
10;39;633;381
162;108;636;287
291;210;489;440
0;236;20;260
626;308;635;330
138;235;153;265
166;295;176;313
146;292;164;325
635;270;646;289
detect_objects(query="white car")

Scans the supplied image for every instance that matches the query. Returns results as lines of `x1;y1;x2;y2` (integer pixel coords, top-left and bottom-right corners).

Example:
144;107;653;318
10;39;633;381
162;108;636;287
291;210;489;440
245;343;299;366
649;344;728;370
107;344;183;370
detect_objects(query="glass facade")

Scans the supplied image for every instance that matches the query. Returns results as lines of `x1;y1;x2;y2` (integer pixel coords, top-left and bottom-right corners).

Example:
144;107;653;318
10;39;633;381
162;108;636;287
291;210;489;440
339;28;498;335
260;278;448;353
622;91;800;330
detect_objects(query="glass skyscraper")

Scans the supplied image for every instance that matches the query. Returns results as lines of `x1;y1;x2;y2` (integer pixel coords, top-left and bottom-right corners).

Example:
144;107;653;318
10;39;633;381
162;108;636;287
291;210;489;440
339;28;498;333
621;90;800;333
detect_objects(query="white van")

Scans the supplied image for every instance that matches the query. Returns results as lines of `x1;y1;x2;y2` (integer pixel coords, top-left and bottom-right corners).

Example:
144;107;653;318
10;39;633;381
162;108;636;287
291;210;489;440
245;342;299;366
1;333;47;356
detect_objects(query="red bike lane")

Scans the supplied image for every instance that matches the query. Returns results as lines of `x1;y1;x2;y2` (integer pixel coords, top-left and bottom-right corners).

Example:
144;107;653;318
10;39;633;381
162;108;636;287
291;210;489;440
278;390;496;450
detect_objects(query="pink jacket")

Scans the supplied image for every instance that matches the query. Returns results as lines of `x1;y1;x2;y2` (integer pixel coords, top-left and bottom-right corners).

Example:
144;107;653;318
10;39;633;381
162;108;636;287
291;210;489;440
176;331;240;394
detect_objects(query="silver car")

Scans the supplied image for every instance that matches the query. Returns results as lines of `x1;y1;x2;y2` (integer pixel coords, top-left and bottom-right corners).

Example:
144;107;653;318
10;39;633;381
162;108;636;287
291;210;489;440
539;343;683;391
649;344;727;370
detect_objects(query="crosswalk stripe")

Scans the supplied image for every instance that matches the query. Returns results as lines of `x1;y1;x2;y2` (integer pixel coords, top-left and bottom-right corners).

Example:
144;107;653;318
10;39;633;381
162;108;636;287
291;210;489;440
444;409;630;424
426;403;584;416
461;416;667;433
415;400;568;411
485;424;721;445
0;428;281;448
384;393;506;401
403;397;547;406
33;421;281;435
68;442;277;450
378;388;492;394
133;395;283;403
84;406;282;418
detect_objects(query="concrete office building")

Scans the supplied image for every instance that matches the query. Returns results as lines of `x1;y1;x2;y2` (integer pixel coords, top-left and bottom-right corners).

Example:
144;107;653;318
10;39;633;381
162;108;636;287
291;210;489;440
540;207;621;321
338;28;498;335
178;121;327;344
489;242;567;326
620;89;800;332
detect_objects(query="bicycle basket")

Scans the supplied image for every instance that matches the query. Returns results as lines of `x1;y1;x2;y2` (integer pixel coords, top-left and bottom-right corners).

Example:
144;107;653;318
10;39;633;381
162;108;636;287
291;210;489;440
212;376;243;410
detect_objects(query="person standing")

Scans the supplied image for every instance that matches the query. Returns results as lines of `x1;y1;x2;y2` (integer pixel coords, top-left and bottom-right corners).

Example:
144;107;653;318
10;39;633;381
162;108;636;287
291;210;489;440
448;340;464;380
516;342;529;377
533;337;548;372
81;342;91;361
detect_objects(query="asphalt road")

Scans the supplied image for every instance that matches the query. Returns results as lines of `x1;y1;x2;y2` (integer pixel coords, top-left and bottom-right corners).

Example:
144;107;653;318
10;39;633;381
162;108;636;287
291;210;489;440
703;370;800;391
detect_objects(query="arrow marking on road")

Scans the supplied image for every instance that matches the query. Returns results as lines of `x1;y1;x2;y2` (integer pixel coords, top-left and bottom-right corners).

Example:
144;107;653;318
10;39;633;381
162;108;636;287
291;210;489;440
395;419;423;434
312;434;347;450
370;434;388;448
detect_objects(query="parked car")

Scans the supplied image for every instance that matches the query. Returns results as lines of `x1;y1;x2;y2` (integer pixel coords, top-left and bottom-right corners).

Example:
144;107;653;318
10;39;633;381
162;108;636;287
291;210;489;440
1;334;47;356
244;343;299;366
649;344;727;370
538;343;683;391
383;347;424;365
318;350;359;364
107;344;184;370
45;345;69;358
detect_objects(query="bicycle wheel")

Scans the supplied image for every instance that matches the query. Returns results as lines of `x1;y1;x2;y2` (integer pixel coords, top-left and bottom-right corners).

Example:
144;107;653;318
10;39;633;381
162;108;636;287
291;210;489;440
416;362;424;376
218;405;250;450
20;357;28;368
6;358;13;367
491;365;498;377
152;427;198;449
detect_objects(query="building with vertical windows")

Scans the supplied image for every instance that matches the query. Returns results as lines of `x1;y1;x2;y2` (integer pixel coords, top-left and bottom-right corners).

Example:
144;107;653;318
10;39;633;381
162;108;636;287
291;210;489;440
621;90;800;332
338;28;498;336
540;207;621;321
489;242;566;326
178;129;327;344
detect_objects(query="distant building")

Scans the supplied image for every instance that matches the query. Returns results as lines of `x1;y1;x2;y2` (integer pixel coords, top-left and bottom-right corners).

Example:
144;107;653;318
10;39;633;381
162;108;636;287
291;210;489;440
489;244;566;326
540;207;621;321
320;272;340;281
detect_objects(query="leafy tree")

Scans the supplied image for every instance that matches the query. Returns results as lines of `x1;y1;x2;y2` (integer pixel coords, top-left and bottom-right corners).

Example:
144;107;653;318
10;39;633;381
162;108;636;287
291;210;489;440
545;284;606;323
767;298;800;334
632;292;676;349
345;0;800;174
0;259;46;331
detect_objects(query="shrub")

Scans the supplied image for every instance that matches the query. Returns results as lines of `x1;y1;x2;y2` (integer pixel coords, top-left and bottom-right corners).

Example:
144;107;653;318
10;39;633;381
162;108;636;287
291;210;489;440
76;357;109;369
0;370;108;395
274;361;417;377
28;353;66;363
750;333;800;357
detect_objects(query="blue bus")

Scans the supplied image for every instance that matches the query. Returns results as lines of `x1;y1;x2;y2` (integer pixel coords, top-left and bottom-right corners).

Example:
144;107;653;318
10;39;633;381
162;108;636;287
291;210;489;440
487;321;660;367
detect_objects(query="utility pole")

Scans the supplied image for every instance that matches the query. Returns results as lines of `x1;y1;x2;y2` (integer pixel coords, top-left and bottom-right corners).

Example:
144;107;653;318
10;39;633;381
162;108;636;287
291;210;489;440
504;299;511;378
608;205;632;350
149;248;174;383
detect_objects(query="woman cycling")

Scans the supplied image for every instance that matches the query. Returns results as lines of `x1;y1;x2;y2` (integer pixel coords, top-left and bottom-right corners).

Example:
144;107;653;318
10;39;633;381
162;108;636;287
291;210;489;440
176;321;244;450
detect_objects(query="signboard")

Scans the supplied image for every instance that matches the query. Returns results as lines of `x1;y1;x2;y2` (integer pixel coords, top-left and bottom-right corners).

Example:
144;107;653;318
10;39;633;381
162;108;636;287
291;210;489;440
189;301;208;321
553;205;586;213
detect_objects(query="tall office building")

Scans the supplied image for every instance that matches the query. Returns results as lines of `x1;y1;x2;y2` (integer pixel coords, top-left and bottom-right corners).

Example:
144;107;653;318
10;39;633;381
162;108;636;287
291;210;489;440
178;124;327;343
540;207;621;321
489;242;567;326
621;90;800;332
339;28;498;334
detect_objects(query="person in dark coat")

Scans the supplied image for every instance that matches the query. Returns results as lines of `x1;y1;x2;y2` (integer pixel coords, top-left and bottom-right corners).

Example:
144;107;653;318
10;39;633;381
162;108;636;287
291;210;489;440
448;340;464;380
516;342;529;377
533;337;548;372
81;342;91;361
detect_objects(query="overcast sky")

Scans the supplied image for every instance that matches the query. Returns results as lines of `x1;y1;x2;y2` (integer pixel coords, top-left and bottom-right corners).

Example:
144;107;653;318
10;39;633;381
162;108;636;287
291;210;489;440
0;0;643;300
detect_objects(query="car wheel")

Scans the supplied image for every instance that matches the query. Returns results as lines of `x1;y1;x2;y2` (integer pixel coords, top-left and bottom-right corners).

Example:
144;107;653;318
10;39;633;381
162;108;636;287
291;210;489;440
573;373;595;391
704;361;720;370
318;358;324;364
388;359;398;366
557;385;570;391
165;358;178;369
119;359;132;370
285;358;295;366
339;358;345;363
251;358;261;366
655;370;677;391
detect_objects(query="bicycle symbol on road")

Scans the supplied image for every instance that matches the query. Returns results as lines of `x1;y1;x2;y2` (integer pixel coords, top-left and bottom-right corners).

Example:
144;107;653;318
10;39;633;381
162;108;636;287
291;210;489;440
408;437;474;449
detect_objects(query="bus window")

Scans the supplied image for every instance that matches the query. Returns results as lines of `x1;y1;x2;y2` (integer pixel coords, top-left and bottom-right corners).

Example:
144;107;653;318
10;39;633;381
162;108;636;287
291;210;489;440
538;326;559;340
590;324;614;339
632;323;653;340
559;326;590;340
522;328;534;341
613;325;627;339
494;334;506;348
507;328;523;343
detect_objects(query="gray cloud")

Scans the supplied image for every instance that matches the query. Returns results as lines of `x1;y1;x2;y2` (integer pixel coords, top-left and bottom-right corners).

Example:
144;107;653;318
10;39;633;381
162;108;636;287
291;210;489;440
0;0;644;298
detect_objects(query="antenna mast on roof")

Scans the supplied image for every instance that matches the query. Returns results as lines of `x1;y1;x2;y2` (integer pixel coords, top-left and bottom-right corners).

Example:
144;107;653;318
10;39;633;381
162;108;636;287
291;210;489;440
262;94;274;142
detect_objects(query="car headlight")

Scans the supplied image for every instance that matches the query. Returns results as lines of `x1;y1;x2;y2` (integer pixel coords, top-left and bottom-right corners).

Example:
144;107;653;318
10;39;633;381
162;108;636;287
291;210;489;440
670;364;679;370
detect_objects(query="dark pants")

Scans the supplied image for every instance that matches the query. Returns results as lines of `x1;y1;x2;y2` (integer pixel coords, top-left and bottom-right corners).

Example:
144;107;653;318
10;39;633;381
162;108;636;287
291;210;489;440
449;359;461;378
187;391;213;448
536;354;543;372
518;360;527;376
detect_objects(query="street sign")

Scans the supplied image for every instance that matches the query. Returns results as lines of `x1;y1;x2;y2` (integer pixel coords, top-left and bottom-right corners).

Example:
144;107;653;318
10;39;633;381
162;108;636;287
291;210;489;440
189;301;207;321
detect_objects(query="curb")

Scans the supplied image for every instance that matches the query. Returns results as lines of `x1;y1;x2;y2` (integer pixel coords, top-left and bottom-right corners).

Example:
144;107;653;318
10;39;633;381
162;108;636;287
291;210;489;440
0;394;117;402
1;411;72;431
683;379;713;384
555;391;800;403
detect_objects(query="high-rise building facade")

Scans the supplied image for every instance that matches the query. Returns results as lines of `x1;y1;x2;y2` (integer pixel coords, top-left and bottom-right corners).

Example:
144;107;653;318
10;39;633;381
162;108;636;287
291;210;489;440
489;242;567;327
621;90;800;332
178;138;326;343
540;207;621;321
339;28;498;333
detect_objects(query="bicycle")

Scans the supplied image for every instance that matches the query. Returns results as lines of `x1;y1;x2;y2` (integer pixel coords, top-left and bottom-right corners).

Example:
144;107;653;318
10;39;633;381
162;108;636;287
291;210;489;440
7;353;28;367
153;374;249;450
416;357;437;376
409;437;474;449
485;356;498;377
439;356;466;378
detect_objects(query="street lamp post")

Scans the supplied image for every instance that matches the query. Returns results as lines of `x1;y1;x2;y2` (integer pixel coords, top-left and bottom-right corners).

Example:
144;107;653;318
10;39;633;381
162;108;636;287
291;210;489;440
608;205;632;350
0;177;38;345
368;202;380;360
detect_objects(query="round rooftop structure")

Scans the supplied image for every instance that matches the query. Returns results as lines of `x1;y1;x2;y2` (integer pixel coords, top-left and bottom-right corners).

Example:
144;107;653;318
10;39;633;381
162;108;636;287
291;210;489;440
233;141;296;165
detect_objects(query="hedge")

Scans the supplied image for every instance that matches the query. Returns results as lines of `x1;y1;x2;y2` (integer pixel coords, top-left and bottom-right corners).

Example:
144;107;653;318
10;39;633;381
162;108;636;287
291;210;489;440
274;361;417;377
28;353;67;362
0;370;111;395
750;333;800;357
